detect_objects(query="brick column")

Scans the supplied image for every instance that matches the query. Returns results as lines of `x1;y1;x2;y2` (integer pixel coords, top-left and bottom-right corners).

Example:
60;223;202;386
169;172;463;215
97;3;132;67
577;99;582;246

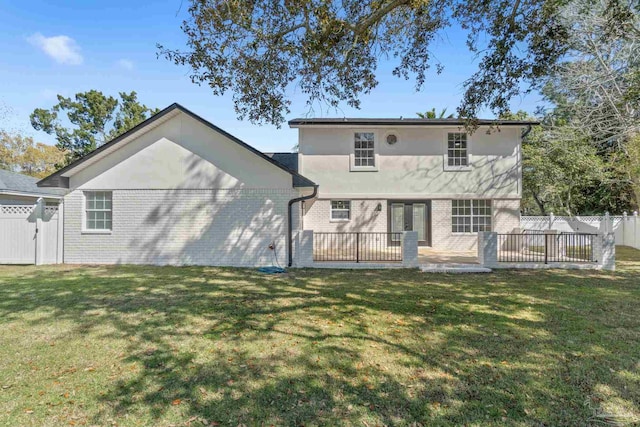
600;232;616;271
295;230;314;268
478;231;498;267
402;231;418;267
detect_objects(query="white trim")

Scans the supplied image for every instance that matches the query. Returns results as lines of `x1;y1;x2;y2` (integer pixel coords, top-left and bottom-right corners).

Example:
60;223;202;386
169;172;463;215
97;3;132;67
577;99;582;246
81;230;112;235
350;130;379;172
443;129;472;172
0;190;64;199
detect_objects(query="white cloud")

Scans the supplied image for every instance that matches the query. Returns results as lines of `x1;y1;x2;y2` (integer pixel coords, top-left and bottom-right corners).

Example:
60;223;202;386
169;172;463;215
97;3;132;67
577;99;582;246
27;33;83;65
117;59;134;70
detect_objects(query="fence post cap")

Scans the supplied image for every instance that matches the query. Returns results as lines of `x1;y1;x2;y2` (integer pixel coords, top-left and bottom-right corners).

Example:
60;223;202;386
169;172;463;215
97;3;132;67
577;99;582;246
623;211;628;217
634;211;638;217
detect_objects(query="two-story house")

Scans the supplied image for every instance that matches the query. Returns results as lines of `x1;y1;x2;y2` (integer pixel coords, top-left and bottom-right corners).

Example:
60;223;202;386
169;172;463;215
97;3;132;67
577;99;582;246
290;118;535;251
33;104;536;267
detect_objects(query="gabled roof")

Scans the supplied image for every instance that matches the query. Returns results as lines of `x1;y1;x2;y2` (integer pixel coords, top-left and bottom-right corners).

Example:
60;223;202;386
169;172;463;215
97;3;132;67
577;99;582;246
288;118;540;127
0;169;66;198
38;103;316;189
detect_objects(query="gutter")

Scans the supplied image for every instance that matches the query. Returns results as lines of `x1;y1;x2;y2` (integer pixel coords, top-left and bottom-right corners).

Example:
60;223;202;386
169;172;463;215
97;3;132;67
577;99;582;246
287;185;318;267
0;190;65;199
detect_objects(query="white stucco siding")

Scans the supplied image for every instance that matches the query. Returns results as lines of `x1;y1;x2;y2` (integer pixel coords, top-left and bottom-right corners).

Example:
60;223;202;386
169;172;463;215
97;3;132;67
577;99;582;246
298;126;521;198
64;189;298;266
71;113;292;190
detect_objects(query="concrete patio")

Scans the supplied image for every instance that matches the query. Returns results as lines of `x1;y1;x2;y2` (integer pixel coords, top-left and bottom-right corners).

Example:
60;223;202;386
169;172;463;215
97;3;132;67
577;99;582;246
418;248;479;264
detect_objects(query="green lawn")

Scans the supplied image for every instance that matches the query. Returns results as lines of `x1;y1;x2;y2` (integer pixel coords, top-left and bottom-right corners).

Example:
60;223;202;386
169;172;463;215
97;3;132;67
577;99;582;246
1;248;639;426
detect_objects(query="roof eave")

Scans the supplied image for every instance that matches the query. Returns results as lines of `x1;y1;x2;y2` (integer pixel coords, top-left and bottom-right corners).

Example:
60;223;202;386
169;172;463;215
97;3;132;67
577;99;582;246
288;119;541;127
0;189;64;199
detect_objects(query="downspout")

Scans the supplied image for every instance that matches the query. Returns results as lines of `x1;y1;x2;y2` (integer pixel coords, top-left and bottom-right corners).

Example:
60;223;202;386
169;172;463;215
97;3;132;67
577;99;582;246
288;185;318;267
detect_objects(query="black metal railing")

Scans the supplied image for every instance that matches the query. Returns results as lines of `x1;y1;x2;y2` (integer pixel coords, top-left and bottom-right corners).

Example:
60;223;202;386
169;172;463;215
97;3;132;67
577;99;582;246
497;232;596;263
313;232;403;262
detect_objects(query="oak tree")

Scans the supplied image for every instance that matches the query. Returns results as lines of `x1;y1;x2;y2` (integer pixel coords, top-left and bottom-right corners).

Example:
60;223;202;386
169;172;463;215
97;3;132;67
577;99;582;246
159;0;573;126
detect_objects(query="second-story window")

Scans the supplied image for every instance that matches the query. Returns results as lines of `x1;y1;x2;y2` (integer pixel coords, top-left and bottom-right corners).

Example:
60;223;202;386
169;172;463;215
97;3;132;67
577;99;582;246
354;132;375;167
447;132;469;167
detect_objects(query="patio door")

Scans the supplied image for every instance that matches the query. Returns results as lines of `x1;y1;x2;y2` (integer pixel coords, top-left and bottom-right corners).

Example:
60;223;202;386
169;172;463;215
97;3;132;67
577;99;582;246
389;201;431;246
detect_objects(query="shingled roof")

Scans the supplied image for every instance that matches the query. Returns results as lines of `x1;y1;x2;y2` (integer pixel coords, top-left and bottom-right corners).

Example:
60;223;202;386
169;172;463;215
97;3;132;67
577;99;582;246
0;169;66;198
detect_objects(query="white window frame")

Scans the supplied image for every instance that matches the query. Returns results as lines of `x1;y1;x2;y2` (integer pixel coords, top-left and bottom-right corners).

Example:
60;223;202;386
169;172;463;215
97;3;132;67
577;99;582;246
330;200;351;222
82;191;113;234
350;131;379;171
443;130;472;171
451;199;492;234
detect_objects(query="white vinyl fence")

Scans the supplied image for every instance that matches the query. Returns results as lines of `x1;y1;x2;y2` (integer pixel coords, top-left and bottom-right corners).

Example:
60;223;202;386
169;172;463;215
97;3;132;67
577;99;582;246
0;199;63;264
521;212;640;250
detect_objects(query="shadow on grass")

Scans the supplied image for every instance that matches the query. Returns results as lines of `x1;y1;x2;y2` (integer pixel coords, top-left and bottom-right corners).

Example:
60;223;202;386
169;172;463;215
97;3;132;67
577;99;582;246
0;251;639;425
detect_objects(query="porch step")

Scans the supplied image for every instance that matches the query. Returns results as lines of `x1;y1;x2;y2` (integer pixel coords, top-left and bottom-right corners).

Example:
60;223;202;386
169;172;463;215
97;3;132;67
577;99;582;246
420;264;492;274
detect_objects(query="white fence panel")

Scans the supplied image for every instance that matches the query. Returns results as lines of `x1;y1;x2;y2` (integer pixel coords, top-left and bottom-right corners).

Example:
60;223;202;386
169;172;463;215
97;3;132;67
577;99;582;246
521;213;640;249
0;203;62;264
0;205;37;263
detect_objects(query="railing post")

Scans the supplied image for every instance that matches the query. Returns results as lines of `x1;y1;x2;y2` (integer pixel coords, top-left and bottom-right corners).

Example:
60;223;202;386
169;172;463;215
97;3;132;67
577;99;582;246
634;211;638;249
478;231;497;267
622;211;628;246
34;198;44;266
356;232;360;263
401;231;418;267
298;230;314;267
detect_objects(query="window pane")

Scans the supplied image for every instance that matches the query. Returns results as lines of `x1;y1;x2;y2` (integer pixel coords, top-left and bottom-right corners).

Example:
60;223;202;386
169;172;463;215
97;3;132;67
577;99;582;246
332;210;348;219
447;133;468;167
354;133;375;167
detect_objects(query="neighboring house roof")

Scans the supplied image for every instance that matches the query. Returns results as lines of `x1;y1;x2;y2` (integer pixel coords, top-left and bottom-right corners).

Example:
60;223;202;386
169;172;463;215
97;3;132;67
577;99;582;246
288;118;540;126
38;103;316;189
264;153;299;173
0;169;66;198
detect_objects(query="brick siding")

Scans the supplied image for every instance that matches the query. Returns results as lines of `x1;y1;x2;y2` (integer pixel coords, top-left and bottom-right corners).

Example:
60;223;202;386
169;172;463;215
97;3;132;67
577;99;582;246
64;188;300;266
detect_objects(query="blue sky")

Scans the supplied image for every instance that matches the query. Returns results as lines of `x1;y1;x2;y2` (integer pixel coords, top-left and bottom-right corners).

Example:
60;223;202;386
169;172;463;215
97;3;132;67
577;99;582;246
0;0;543;152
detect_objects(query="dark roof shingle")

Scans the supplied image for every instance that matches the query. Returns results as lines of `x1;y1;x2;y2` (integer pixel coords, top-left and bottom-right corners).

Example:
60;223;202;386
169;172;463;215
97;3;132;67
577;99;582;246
0;169;66;197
